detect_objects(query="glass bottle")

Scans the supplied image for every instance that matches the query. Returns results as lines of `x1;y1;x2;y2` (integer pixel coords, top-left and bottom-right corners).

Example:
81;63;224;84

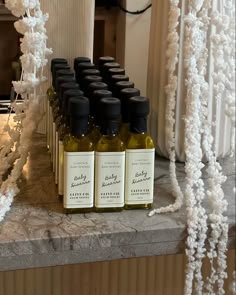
47;62;69;151
107;68;126;85
74;56;91;72
125;96;155;210
51;75;75;170
109;74;129;93
98;56;115;75
86;82;109;143
102;62;120;83
58;89;84;201
64;97;95;213
113;81;134;99
95;97;125;212
82;75;103;96
54;81;80;186
119;88;141;144
75;62;96;84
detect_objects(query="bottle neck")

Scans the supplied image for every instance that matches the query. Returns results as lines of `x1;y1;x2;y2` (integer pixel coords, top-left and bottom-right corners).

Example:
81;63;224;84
100;119;119;135
129;117;147;134
70;117;89;137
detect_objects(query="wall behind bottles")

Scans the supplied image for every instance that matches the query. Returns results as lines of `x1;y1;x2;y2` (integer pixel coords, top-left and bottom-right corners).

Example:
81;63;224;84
36;0;95;134
116;0;152;96
0;251;235;295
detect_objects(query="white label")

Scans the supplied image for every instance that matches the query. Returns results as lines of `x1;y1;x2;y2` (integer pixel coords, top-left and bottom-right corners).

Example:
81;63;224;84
55;131;59;184
95;152;125;208
64;151;94;208
125;149;155;205
58;140;64;196
52;122;56;172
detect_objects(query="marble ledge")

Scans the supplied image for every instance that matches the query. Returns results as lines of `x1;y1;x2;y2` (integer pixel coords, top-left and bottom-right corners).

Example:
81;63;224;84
0;131;235;272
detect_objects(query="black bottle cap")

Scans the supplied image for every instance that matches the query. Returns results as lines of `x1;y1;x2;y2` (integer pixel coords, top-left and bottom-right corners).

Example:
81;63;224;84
103;62;120;73
120;88;140;99
59;82;79;107
52;64;70;87
110;75;129;90
120;88;141;123
108;68;125;76
87;82;108;100
99;97;121;135
74;57;91;71
114;81;135;98
81;69;100;77
100;97;120;119
92;90;113;125
69;96;90;117
55;76;76;93
75;62;96;82
55;69;74;79
92;89;112;100
98;56;115;67
51;58;68;72
69;97;90;136
129;96;150;133
129;96;150;116
63;89;84;122
82;75;103;92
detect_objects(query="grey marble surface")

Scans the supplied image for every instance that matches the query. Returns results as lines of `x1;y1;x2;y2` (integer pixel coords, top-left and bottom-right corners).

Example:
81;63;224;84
0;120;235;271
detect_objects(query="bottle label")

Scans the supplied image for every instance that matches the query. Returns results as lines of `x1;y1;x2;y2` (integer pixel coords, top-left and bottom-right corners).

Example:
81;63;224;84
55;131;59;184
125;149;155;204
52;122;56;172
64;151;94;208
58;140;64;196
95;152;125;208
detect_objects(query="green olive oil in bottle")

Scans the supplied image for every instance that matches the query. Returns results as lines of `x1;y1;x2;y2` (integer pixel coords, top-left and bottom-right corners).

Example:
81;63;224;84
125;96;155;210
95;98;125;212
63;97;94;213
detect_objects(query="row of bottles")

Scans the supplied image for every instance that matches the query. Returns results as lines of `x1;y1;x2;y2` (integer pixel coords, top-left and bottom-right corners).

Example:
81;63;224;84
46;56;155;213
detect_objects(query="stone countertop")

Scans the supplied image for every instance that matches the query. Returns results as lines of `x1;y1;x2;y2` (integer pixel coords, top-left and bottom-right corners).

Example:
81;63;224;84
0;117;235;271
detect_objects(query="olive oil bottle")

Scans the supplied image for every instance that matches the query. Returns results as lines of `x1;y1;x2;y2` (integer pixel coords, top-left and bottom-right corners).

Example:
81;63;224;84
98;56;115;75
47;59;68;150
51;75;75;172
54;82;80;185
47;62;69;152
74;57;91;72
119;88;140;144
113;81;134;99
95;97;125;212
87;84;110;144
58;89;84;201
125;96;155;210
63;97;94;213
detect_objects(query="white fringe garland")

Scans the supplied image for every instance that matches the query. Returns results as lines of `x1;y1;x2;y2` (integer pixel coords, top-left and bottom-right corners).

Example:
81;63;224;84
149;0;234;294
0;0;52;222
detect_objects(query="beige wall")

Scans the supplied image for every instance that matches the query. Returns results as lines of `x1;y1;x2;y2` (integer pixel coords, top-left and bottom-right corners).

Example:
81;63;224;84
0;250;235;295
116;0;152;96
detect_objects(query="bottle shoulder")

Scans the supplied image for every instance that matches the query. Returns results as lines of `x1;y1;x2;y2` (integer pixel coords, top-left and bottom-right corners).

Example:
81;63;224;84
126;133;155;149
96;134;125;152
64;135;94;152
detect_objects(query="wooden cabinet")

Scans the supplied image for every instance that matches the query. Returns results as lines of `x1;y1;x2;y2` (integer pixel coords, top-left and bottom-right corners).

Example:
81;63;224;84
0;4;19;98
94;7;118;64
